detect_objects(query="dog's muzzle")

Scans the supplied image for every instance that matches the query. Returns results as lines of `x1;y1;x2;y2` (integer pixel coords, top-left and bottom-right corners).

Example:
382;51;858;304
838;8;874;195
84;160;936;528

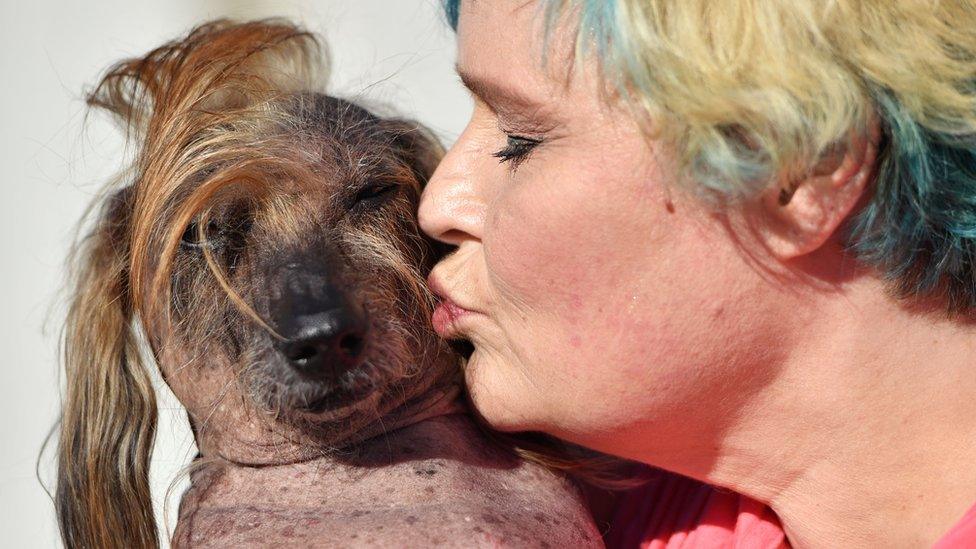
268;261;368;382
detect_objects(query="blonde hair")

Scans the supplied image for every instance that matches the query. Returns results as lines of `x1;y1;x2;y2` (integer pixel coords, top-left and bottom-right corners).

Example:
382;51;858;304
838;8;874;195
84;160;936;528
445;0;976;312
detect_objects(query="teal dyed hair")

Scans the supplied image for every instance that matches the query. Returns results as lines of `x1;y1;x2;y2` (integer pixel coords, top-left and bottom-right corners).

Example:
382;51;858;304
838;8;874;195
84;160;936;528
442;0;976;312
849;89;976;310
444;0;459;27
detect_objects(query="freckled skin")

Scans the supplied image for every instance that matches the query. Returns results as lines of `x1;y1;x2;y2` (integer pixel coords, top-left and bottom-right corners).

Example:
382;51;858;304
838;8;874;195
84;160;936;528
173;415;602;548
422;3;976;548
419;0;790;463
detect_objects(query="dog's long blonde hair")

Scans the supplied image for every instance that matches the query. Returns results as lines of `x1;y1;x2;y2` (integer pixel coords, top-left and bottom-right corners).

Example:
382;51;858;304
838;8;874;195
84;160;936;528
56;20;323;549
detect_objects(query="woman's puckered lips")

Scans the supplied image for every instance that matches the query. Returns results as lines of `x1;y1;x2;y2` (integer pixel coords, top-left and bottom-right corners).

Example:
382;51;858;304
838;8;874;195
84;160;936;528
427;271;479;338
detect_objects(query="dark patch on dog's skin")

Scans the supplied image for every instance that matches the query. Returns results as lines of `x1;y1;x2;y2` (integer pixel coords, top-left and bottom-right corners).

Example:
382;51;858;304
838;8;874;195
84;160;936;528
480;514;503;525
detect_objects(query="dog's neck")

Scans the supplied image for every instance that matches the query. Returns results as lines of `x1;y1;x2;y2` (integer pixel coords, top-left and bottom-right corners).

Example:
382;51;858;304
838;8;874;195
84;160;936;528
194;370;470;467
341;378;467;447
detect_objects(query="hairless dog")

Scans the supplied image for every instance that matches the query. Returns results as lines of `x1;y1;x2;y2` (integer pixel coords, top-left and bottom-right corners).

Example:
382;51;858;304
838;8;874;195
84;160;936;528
54;20;606;548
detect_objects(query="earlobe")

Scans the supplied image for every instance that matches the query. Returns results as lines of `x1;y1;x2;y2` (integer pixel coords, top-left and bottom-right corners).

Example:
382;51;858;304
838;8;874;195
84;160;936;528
758;117;881;260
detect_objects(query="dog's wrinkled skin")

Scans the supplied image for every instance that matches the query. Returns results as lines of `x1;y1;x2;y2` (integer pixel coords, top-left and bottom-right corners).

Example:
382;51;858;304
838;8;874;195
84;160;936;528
176;417;600;547
54;20;601;548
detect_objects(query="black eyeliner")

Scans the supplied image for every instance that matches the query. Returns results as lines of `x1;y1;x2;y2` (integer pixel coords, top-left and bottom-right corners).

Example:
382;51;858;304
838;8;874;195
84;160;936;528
493;134;542;170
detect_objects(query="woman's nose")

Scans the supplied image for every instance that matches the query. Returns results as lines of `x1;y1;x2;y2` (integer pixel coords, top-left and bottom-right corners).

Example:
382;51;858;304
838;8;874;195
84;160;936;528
418;135;486;245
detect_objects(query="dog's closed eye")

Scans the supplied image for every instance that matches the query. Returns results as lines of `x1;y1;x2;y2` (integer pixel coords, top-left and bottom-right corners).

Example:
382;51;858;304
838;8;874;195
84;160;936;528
181;220;223;250
350;182;399;211
180;213;252;253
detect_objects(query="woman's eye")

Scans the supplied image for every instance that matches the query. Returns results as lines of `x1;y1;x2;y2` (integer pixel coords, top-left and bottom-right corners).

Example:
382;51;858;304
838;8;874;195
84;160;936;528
352;183;398;208
493;134;542;170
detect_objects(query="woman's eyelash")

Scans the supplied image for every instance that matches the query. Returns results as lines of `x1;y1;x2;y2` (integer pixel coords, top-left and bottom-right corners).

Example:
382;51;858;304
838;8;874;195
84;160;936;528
493;134;542;170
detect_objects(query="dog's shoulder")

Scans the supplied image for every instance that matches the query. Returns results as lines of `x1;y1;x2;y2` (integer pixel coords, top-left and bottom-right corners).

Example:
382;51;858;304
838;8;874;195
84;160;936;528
173;415;603;547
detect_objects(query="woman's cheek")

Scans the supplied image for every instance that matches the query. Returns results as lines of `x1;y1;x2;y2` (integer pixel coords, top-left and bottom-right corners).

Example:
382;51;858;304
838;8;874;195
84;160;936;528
476;180;599;415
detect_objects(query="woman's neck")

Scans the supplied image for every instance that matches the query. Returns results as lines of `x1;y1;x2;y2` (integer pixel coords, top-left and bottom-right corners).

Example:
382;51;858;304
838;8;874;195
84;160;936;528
704;279;976;547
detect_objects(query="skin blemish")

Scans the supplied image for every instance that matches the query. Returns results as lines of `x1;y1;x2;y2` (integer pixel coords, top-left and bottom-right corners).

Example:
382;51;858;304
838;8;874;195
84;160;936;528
570;335;582;348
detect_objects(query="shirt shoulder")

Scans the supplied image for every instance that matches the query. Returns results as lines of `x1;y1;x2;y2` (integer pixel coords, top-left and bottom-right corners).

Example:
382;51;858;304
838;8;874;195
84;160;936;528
934;502;976;548
606;471;787;549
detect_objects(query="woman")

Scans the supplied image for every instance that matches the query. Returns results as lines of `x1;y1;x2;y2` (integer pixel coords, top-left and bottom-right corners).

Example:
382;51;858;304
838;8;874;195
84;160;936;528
419;0;976;547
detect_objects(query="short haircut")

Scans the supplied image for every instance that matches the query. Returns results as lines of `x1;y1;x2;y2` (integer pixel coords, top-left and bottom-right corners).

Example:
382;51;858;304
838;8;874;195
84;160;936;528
444;0;976;313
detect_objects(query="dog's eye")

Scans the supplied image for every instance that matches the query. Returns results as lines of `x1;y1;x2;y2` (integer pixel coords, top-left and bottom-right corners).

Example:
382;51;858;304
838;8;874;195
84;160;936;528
180;220;222;250
351;183;398;209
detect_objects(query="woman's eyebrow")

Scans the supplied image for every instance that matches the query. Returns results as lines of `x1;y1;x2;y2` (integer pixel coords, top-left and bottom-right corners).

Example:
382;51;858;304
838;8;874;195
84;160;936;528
456;65;542;110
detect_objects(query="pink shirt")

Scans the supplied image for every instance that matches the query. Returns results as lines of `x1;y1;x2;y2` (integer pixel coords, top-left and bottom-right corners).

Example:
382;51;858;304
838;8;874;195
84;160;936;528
605;473;786;548
606;472;976;548
934;501;976;549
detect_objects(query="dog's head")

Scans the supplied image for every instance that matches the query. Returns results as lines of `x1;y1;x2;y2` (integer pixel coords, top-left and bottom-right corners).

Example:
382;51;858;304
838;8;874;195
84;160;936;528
153;91;454;458
56;20;455;549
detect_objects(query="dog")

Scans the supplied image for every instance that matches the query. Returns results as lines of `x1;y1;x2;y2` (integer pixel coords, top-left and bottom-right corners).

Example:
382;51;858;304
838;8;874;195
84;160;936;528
54;20;605;548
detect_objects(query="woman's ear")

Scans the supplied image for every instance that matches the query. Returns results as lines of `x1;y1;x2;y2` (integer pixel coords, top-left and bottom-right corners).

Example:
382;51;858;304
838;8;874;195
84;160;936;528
756;117;882;259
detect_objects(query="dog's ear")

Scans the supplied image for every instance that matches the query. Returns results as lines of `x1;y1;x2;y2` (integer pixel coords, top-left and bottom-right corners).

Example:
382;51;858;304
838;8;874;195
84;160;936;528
383;119;455;262
86;19;323;141
56;184;160;549
385;119;445;189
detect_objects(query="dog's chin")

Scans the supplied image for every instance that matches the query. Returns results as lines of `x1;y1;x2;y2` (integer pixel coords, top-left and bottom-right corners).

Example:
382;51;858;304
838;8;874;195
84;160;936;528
292;382;378;417
277;362;384;422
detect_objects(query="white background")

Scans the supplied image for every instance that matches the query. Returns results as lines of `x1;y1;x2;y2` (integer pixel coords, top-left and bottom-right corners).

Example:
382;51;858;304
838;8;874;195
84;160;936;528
0;1;470;545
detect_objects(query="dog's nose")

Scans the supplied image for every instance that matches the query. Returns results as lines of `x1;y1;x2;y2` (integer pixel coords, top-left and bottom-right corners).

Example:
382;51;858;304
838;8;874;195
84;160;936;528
275;307;368;378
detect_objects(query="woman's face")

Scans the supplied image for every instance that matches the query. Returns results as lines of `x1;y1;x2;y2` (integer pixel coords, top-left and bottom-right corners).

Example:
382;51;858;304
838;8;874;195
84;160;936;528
420;1;791;460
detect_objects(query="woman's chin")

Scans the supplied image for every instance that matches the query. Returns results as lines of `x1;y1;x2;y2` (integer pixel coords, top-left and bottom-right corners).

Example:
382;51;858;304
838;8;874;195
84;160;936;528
462;347;539;433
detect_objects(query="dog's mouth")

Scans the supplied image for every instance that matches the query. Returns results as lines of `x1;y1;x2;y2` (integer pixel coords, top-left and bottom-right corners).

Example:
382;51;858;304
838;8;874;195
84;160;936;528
246;309;423;424
266;355;385;419
291;363;378;415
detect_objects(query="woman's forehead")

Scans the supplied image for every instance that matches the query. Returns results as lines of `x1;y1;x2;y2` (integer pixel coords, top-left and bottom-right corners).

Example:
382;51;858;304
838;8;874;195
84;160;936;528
455;0;542;66
455;0;591;110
